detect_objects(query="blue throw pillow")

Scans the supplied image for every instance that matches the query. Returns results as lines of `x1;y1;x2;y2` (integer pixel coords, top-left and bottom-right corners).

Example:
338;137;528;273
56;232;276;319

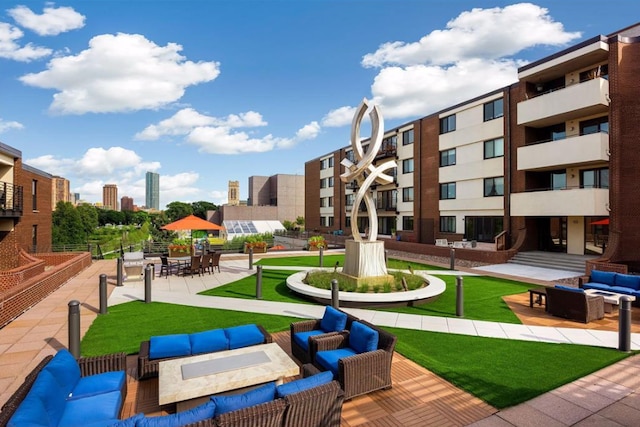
107;413;144;427
348;321;379;354
190;329;229;355
224;324;265;349
320;306;348;333
554;285;584;293
615;274;640;291
136;401;215;427
591;270;617;286
276;371;334;398
212;382;276;415
149;334;191;359
42;349;82;396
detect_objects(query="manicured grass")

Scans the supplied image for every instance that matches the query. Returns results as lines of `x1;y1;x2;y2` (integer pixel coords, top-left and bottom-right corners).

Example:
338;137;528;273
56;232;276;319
256;254;447;271
199;269;311;302
390;327;630;408
81;302;633;409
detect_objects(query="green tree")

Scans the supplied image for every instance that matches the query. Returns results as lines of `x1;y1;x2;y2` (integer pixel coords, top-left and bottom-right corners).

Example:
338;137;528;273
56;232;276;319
191;201;217;219
52;202;85;245
165;201;193;222
76;204;99;236
296;216;305;228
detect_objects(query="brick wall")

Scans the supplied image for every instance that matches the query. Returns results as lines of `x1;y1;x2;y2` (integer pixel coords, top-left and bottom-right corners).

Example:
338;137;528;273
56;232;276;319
14;163;53;253
305;159;321;231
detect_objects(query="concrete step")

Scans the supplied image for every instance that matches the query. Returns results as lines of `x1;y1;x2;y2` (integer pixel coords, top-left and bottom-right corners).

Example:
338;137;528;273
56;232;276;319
507;251;596;273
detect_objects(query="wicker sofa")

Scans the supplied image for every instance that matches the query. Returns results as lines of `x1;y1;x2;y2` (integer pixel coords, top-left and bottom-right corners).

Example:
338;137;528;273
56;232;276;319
546;285;605;323
138;324;272;379
0;350;127;427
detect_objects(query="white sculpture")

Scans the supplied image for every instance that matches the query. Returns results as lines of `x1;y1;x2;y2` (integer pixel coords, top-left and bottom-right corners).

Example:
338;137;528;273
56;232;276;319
340;98;397;241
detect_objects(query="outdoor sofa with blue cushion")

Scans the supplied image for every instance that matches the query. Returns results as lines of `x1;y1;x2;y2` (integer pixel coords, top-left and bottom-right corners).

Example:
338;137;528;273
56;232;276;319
1;349;127;427
137;324;272;379
111;366;342;427
313;319;397;400
579;270;640;305
546;285;605;323
290;306;359;364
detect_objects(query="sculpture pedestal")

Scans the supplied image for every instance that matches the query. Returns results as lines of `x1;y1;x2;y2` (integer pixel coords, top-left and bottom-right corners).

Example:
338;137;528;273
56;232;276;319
337;240;393;287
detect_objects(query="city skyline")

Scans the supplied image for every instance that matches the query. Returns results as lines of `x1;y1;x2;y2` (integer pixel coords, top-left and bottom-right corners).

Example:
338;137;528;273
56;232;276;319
1;1;637;209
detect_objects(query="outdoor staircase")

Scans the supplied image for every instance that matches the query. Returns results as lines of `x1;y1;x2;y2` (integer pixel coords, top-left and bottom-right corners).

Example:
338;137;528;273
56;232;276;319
507;251;599;274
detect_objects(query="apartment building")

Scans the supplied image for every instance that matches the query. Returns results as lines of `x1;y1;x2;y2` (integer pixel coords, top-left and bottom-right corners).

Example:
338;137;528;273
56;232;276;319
51;175;71;209
102;184;118;211
305;23;640;270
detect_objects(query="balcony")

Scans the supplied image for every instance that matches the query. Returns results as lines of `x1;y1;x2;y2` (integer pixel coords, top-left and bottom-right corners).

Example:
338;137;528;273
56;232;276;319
517;78;609;127
517;132;609;171
376;141;397;160
0;181;23;218
511;187;609;217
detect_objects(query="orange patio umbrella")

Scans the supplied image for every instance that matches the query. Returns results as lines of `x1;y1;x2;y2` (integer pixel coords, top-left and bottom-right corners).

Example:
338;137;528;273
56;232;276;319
162;215;224;254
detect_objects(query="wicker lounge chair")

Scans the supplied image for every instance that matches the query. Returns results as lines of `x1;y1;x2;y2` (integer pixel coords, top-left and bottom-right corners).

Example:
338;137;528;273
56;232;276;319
546;286;605;323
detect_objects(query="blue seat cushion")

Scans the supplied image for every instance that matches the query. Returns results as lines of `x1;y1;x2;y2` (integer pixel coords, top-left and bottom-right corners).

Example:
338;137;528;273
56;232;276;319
107;413;145;427
136;401;216;427
615;274;640;291
42;349;81;397
349;321;379;354
7;388;52;427
212;382;276;415
315;348;357;376
583;282;612;292
590;270;617;286
22;369;67;426
276;371;334;398
224;324;265;350
70;370;126;400
293;330;326;351
58;390;123;427
189;328;229;355
554;285;584;293
320;306;348;333
150;334;191;359
609;286;635;295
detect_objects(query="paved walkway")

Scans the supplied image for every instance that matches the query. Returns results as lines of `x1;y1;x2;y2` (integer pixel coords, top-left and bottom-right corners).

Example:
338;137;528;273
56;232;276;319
1;252;640;426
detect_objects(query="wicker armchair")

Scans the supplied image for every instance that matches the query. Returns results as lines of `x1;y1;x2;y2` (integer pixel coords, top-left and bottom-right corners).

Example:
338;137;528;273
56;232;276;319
290;307;359;364
312;320;397;400
546;286;605;323
214;400;287;427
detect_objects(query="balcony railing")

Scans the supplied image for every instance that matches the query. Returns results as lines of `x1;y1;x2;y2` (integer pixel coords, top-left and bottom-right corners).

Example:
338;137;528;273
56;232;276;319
0;181;23;217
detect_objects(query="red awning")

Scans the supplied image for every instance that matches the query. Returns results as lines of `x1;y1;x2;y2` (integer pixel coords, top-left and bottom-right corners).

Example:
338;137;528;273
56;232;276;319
590;218;609;226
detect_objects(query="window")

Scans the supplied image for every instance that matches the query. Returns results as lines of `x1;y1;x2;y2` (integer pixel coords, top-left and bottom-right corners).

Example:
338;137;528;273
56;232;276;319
377;190;397;210
484;177;504;197
402;158;414;173
440;216;456;233
402;216;414;230
320;159;328;169
345;216;351;228
402;129;414;145
484;138;504;159
484;98;504;121
32;179;37;210
320;197;327;207
320;178;327;189
439;114;456;134
328;196;334;207
402;187;414;202
440;182;456;200
328;216;334;227
581;168;609;189
551;171;566;190
328;157;334;167
440;149;456;167
32;225;38;252
345;193;355;207
580;117;608;135
345;150;355;162
328;177;334;187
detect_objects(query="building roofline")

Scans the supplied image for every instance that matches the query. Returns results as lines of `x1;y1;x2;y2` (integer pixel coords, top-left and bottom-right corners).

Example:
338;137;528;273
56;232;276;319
518;35;607;73
0;141;22;158
23;163;53;179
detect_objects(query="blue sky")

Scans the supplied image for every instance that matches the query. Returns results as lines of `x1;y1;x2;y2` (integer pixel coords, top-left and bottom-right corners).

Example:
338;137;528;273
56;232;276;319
1;1;637;209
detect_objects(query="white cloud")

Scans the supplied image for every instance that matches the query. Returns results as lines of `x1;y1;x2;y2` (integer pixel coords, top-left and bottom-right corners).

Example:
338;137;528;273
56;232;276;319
322;106;356;127
295;121;320;141
24;154;75;175
187;126;281;154
0;118;24;133
19;33;221;114
8;5;85;36
0;22;52;61
77;147;145;175
135;108;266;140
208;190;227;206
362;3;581;68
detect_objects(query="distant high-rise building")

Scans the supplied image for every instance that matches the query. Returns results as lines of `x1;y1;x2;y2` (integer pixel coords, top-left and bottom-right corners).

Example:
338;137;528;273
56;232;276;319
146;171;160;210
73;193;80;205
228;180;240;206
103;184;118;211
121;196;134;211
51;176;71;209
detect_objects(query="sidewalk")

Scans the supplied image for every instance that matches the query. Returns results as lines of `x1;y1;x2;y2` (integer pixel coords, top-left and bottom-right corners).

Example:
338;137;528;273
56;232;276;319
1;254;640;426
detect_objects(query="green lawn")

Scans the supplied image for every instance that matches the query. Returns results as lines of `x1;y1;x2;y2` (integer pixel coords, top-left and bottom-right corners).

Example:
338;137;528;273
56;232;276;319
81;301;632;409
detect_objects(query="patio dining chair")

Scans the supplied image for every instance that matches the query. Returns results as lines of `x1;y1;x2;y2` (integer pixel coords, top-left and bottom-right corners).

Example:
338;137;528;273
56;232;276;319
181;255;202;277
201;253;213;275
210;252;222;273
159;256;179;278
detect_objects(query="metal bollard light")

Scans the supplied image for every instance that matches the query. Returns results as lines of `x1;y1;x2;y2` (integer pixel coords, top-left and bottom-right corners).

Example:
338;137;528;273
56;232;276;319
319;247;324;268
331;279;339;309
256;265;263;299
68;300;81;358
116;257;123;286
450;248;456;271
249;247;254;270
456;276;464;317
144;264;152;303
619;295;632;352
99;274;108;315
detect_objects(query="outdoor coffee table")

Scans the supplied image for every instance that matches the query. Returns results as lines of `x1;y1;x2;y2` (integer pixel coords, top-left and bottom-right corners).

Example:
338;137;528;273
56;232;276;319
584;289;636;313
158;343;299;411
